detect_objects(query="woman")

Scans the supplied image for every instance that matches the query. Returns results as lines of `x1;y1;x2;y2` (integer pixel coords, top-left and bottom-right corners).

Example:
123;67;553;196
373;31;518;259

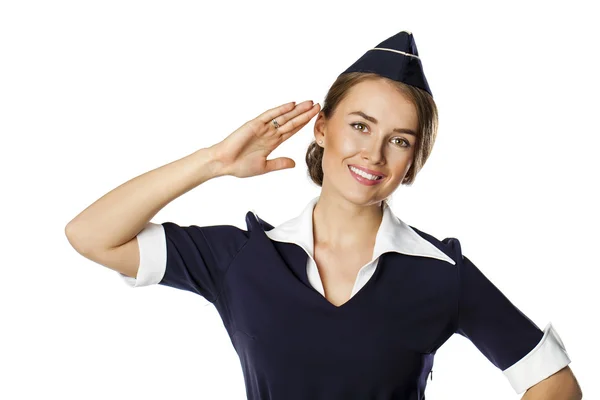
65;31;581;399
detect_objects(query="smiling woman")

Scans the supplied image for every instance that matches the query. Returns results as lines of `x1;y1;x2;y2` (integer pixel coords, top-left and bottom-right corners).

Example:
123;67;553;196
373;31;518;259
307;75;427;210
66;29;581;400
305;70;438;197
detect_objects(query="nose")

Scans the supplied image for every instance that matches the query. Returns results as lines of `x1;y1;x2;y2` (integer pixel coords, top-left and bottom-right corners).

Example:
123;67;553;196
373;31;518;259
361;139;385;165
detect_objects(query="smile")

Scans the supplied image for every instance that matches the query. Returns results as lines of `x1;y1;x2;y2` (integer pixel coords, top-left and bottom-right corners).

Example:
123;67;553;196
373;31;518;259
348;165;384;186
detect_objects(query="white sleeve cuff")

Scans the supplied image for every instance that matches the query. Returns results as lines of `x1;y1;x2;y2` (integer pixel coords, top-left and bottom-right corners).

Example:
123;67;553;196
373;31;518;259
118;222;167;287
503;322;572;394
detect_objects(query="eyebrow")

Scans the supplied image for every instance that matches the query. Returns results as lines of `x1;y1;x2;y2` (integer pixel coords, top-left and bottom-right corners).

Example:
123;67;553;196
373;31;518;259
348;111;417;136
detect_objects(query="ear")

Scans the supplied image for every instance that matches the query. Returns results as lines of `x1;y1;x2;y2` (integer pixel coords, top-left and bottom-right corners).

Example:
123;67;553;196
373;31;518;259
313;111;326;146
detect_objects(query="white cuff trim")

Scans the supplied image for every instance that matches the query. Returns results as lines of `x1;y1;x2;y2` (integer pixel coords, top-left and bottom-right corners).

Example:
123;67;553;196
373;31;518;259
503;322;572;394
118;222;166;287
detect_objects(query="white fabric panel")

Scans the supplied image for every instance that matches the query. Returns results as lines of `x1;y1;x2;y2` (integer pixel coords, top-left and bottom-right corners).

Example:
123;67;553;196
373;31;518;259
118;222;166;287
503;322;572;394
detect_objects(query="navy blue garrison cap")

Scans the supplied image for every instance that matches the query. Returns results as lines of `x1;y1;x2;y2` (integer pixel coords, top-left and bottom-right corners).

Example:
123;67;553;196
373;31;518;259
339;30;433;98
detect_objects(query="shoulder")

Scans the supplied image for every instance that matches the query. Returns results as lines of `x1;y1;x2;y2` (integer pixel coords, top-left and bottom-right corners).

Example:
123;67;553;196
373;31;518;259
161;212;255;260
408;224;464;265
244;210;275;232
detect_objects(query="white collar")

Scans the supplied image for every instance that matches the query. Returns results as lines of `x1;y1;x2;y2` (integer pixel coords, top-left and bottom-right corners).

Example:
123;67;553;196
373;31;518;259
255;196;456;266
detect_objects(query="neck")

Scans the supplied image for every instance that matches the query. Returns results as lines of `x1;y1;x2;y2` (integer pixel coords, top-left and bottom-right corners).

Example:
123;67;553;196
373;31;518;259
312;194;383;251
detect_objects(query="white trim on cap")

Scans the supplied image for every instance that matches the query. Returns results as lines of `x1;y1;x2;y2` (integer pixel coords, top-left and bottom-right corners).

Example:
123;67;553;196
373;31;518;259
369;47;420;59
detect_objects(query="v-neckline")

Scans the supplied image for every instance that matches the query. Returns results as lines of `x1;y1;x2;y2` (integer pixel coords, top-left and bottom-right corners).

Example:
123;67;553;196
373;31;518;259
255;217;387;310
309;254;385;310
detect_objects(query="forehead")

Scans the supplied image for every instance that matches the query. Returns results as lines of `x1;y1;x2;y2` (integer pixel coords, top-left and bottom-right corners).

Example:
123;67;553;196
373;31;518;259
339;79;418;127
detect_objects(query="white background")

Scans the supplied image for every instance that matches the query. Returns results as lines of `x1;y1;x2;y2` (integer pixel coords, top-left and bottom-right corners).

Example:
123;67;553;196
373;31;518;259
1;0;597;399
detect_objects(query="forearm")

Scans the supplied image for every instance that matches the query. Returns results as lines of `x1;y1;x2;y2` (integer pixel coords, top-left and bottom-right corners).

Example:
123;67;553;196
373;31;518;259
521;389;581;400
65;145;228;253
520;366;582;400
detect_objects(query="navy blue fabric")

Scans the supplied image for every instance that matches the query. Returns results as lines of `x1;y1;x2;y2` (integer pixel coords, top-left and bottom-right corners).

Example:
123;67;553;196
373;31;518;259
340;31;433;98
157;213;543;399
159;221;250;302
441;235;545;370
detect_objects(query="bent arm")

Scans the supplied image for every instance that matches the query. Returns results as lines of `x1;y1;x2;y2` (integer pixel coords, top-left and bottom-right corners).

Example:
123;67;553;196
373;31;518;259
520;366;582;400
65;145;227;274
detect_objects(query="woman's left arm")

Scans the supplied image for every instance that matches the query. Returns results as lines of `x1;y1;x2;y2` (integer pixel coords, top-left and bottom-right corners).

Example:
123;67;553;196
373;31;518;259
521;366;582;400
444;237;578;397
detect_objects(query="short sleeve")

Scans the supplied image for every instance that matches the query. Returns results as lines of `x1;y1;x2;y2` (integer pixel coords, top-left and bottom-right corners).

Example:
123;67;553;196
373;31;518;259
118;221;249;303
444;237;571;394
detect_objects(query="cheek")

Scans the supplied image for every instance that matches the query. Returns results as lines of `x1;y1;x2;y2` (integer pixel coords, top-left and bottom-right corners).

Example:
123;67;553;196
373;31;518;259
339;133;360;152
332;133;362;159
320;143;350;177
393;157;412;173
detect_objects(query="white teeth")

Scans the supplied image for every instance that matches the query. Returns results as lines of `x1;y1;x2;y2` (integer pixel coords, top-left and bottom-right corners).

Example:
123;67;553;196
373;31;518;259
349;166;381;181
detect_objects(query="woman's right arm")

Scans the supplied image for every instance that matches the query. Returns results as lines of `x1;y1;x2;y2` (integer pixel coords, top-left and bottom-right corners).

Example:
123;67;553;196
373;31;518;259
64;100;320;280
64;145;229;279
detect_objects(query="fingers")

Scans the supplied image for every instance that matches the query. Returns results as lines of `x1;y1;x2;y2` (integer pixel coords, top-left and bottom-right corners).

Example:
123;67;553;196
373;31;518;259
265;157;296;173
257;100;319;130
256;101;297;125
277;102;320;136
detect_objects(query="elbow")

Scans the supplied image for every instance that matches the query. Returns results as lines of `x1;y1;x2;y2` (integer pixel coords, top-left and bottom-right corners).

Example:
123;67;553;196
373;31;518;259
573;385;583;400
568;370;583;400
65;222;92;255
65;223;78;248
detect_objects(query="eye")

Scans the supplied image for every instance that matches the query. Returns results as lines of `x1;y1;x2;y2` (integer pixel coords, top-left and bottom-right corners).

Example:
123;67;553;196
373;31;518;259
351;122;411;148
392;137;411;147
351;122;368;132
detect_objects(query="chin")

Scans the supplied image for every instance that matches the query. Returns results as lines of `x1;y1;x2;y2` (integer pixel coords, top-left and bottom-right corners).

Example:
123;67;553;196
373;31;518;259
337;188;385;207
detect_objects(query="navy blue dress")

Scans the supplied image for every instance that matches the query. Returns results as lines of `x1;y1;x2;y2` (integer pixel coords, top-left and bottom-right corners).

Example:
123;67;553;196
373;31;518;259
120;196;571;399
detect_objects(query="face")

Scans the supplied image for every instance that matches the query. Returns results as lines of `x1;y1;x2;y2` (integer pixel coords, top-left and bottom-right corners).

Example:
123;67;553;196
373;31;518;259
314;78;418;207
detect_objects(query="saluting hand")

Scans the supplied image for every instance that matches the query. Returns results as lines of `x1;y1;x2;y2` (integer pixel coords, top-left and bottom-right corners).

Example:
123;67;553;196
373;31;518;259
211;100;321;178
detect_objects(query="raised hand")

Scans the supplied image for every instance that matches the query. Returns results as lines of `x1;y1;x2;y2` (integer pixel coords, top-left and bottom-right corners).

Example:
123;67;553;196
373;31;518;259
212;100;321;178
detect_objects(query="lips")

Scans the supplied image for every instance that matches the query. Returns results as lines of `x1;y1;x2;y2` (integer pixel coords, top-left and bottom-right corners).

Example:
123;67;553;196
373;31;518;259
348;165;384;186
348;164;385;178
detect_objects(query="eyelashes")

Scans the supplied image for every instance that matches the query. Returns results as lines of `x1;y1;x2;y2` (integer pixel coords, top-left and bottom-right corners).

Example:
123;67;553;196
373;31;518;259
350;122;411;148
